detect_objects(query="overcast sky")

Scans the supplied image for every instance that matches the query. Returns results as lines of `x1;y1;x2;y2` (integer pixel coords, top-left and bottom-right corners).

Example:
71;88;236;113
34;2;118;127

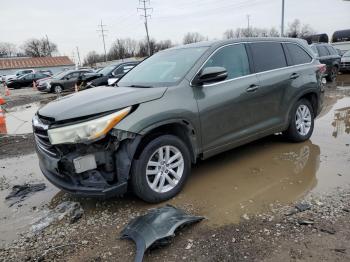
1;0;349;62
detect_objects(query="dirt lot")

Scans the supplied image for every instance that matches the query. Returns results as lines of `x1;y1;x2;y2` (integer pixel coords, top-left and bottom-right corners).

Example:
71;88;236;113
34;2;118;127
0;75;350;261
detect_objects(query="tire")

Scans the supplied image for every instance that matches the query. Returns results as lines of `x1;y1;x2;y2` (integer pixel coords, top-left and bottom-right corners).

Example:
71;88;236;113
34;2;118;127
51;85;63;94
283;99;314;142
131;134;191;203
326;66;338;82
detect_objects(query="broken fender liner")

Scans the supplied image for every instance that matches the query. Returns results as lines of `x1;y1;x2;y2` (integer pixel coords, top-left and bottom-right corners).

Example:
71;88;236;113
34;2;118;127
120;205;204;262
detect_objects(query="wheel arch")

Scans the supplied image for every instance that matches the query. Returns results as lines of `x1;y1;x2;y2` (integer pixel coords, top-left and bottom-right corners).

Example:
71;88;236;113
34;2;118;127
134;120;200;164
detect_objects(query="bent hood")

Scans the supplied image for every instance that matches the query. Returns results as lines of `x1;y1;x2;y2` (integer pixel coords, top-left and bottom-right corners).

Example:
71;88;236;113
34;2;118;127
38;86;167;122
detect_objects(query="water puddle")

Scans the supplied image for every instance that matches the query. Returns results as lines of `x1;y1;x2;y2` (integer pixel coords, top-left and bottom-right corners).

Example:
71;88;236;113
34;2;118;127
0;103;41;135
0;154;59;247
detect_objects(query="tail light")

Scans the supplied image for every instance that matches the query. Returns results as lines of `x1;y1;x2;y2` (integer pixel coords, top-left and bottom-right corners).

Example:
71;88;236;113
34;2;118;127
317;64;327;74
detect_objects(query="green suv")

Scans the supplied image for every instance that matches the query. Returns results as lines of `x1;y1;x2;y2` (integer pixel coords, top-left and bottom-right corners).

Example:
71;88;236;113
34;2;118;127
33;38;324;203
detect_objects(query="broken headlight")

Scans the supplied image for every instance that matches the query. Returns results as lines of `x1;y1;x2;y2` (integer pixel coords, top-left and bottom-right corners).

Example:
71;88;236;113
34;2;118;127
48;107;131;145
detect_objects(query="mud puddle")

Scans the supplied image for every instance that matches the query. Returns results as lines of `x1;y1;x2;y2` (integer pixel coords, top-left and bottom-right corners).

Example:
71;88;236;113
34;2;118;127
1;103;41;135
0;154;59;247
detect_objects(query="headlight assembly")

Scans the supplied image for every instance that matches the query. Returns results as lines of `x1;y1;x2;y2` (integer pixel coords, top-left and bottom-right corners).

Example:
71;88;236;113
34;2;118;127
48;107;131;145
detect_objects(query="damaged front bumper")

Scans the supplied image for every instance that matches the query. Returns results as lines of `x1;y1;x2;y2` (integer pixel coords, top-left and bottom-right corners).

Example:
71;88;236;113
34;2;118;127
34;121;141;198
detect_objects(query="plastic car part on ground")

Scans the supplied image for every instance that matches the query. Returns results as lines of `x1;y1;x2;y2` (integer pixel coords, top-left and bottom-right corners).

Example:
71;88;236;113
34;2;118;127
120;205;204;262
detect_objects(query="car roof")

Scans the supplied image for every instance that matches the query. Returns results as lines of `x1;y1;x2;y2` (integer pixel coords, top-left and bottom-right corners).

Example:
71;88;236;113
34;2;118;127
169;37;309;51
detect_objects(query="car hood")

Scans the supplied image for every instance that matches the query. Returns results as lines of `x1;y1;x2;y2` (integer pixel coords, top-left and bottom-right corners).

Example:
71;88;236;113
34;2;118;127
38;86;167;122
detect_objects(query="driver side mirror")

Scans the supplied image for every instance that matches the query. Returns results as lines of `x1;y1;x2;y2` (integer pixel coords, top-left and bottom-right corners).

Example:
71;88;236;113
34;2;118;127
193;66;228;86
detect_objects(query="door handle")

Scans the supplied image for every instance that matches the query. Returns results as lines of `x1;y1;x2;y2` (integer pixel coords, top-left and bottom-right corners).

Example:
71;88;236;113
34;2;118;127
290;73;300;80
246;84;259;92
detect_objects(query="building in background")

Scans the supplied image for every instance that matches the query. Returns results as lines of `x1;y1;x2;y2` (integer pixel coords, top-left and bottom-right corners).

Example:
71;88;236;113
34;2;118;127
0;56;75;76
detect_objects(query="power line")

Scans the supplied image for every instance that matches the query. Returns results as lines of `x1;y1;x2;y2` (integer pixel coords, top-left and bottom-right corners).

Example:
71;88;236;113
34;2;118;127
97;20;108;62
137;0;153;56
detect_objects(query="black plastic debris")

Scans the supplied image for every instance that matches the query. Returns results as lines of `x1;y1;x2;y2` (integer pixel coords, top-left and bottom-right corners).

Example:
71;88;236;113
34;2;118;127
295;203;311;212
120;205;204;262
5;183;46;202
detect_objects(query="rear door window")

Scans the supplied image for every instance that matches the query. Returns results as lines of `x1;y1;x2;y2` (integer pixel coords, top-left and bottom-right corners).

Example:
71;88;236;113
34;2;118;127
285;43;312;65
326;46;337;55
316;46;330;57
250;42;287;72
202;44;250;80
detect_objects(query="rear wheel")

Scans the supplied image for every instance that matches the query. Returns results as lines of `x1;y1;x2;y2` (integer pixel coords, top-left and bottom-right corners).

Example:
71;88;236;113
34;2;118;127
326;66;338;82
131;135;191;203
283;99;314;142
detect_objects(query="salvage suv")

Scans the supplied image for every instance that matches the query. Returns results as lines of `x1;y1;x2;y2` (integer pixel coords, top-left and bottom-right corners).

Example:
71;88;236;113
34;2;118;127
33;38;325;203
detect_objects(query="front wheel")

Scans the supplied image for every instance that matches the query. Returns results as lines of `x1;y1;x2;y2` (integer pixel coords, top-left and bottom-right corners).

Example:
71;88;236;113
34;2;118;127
52;85;63;94
283;99;314;142
131;135;191;203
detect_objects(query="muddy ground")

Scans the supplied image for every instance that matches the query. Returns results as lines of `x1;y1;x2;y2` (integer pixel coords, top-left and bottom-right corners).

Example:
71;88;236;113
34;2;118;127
0;75;350;261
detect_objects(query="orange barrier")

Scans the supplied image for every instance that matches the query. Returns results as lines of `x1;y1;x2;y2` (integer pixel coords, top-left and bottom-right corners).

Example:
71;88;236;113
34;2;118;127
4;82;10;96
0;105;7;134
75;83;78;92
0;95;5;105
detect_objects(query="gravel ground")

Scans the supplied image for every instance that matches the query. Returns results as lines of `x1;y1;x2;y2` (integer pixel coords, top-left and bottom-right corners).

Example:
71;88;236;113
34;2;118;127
0;187;349;262
0;134;35;159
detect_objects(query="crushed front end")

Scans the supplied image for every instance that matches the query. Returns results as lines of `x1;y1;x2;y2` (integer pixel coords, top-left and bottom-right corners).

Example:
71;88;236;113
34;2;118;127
32;111;141;198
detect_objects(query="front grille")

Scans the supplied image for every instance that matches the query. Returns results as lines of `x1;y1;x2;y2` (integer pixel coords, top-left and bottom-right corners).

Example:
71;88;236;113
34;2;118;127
33;115;59;157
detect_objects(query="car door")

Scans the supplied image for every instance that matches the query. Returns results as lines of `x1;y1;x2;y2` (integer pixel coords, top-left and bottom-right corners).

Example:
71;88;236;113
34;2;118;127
21;73;35;87
63;72;80;90
195;43;261;155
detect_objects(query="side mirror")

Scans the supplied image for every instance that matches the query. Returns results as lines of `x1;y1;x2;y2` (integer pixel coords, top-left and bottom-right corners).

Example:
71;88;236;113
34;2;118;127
111;72;116;77
193;66;228;86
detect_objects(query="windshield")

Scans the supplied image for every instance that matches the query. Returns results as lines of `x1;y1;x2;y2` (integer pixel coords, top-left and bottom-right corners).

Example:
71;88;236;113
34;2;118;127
118;47;208;87
98;65;117;76
52;71;69;79
343;50;350;57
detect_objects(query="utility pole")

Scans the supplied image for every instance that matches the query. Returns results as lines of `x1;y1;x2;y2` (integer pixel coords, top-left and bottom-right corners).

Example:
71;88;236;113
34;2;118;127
138;0;153;56
246;14;251;37
76;46;81;67
281;0;285;37
97;20;108;62
45;34;51;56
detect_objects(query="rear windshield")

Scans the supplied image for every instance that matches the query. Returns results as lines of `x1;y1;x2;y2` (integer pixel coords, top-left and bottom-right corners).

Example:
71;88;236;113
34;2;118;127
118;47;208;87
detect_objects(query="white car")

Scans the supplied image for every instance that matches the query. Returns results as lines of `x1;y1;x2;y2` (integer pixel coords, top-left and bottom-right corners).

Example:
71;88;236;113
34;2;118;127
2;69;35;82
340;50;350;72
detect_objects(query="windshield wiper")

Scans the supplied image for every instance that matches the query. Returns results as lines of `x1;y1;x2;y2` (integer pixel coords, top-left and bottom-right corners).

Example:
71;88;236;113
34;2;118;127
127;84;153;88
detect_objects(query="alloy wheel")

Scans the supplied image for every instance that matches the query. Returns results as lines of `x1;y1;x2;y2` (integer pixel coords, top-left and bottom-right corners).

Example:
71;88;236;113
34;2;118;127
295;105;312;136
146;145;184;193
54;86;62;94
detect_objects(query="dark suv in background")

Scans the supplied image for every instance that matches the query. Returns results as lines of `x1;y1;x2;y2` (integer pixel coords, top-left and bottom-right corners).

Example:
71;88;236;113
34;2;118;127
310;43;341;82
79;61;139;88
33;38;324;203
38;69;92;93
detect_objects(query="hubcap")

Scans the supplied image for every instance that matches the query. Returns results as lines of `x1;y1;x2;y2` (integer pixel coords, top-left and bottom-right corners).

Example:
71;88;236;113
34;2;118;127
146;145;184;193
55;86;62;94
295;105;312;136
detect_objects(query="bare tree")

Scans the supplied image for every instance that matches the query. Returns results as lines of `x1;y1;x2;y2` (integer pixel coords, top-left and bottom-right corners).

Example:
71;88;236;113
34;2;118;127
287;19;317;38
22;38;57;57
83;51;104;67
183;32;205;44
269;27;280;37
223;29;235;39
0;42;17;57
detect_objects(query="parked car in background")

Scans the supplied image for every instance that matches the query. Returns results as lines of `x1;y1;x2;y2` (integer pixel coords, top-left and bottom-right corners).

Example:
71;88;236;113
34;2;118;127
6;72;49;89
33;37;325;202
79;62;139;88
38;69;53;76
2;69;35;82
331;29;350;56
38;69;92;93
340;50;350;72
310;43;341;82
